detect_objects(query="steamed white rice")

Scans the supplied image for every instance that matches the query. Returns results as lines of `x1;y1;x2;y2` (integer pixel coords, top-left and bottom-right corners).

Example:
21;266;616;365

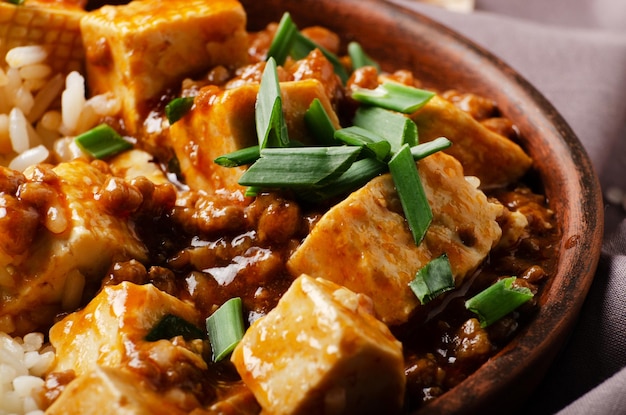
0;332;55;415
0;43;121;414
0;44;121;171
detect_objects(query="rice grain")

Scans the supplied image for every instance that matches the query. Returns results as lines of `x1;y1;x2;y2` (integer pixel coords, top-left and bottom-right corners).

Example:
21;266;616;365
8;107;30;153
5;46;48;69
61;71;85;133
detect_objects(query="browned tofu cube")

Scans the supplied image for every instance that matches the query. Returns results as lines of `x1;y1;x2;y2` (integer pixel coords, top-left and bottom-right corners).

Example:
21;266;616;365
169;78;340;193
231;274;405;415
410;95;533;188
288;152;503;325
80;0;249;134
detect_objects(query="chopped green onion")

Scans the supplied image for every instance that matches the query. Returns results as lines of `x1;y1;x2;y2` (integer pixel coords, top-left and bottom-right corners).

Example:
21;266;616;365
75;124;133;159
145;314;205;342
7;0;25;4
266;12;299;65
239;146;361;188
409;254;455;304
465;277;534;328
304;98;339;145
206;297;246;362
352;82;435;114
266;12;349;83
256;57;289;149
214;145;260;167
165;96;195;125
347;41;380;72
334;126;391;161
296;157;387;201
411;137;452;160
353;106;418;152
388;144;432;244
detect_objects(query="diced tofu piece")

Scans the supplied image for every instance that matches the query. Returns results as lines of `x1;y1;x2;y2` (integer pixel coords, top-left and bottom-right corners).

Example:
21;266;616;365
169;78;340;193
496;207;529;251
46;366;186;415
0;160;147;335
109;149;169;184
0;1;85;74
231;274;405;415
410;95;532;188
80;0;249;135
287;152;503;325
49;281;203;376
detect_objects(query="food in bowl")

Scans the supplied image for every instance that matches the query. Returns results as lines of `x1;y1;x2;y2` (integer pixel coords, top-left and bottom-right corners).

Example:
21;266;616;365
0;0;558;414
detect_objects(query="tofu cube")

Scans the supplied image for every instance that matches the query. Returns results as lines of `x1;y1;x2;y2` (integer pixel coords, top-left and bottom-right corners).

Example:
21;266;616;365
287;152;503;325
0;160;147;335
80;0;249;134
410;95;532;188
49;281;202;376
45;366;186;415
169;78;340;193
231;274;406;415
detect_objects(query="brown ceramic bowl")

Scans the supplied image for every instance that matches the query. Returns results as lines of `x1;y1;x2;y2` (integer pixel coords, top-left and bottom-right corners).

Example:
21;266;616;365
240;0;604;413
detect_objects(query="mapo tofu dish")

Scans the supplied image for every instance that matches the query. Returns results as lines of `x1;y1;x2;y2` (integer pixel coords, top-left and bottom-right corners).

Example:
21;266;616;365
0;0;559;414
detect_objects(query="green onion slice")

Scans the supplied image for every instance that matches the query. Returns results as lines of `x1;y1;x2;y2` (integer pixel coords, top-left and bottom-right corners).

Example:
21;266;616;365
352;82;435;114
75;124;133;159
256;57;289;149
266;12;299;65
465;277;534;327
353;106;418;152
206;297;246;362
334;126;391;161
165;96;195;125
296;157;387;201
145;314;205;342
266;12;349;83
388;144;432;244
304;98;339;145
411;137;452;160
348;41;380;71
239;146;361;188
214;145;260;167
409;254;455;304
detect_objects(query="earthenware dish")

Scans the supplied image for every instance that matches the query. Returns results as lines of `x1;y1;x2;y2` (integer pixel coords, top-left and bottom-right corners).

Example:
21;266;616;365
239;0;604;413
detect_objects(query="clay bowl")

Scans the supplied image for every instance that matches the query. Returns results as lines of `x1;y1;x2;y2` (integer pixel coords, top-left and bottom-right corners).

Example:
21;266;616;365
240;0;604;413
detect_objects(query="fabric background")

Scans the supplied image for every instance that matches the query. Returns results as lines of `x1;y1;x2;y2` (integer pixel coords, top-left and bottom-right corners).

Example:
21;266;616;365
384;0;626;413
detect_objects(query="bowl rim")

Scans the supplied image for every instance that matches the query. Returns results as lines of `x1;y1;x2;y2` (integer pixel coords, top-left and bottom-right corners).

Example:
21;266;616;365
240;0;605;413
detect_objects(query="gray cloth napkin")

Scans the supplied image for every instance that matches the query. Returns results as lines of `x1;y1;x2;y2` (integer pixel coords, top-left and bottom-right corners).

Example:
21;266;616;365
385;0;626;413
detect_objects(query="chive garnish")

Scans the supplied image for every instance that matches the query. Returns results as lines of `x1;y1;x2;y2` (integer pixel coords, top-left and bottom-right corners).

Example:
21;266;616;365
411;137;452;160
465;277;534;327
409;254;455;304
388;144;432;244
304;98;339;146
256;57;289;149
214;145;260;167
165;96;195;124
347;41;380;72
206;297;246;362
74;123;132;159
334;126;391;162
266;12;299;65
266;12;349;83
145;314;205;342
352;82;435;114
353;106;418;152
239;146;362;188
296;157;387;201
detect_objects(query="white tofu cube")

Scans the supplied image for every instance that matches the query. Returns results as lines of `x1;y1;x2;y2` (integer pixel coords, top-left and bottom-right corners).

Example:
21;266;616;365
231;274;406;415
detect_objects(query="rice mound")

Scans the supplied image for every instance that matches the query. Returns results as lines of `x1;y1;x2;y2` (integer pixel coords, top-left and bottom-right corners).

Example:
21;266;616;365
0;332;55;415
